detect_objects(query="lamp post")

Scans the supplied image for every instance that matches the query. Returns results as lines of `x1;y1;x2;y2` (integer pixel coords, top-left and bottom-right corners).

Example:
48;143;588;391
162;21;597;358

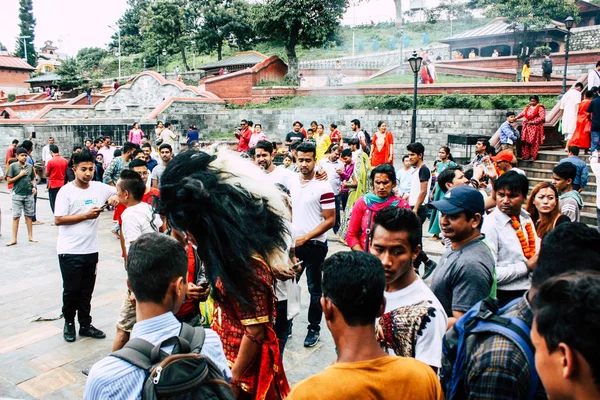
18;35;31;64
108;25;121;81
561;16;574;96
162;49;167;79
408;50;423;144
191;40;196;70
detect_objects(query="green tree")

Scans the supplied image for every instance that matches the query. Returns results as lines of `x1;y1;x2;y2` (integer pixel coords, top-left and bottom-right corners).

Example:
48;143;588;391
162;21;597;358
77;47;108;75
109;0;149;56
254;0;349;78
191;0;254;60
14;0;37;67
56;57;83;90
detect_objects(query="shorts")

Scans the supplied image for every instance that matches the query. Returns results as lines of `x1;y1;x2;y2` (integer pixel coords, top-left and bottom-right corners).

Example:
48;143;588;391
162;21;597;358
116;290;136;332
12;194;34;218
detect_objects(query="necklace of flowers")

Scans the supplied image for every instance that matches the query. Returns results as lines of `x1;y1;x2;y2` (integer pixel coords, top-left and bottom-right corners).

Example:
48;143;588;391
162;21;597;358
510;216;536;259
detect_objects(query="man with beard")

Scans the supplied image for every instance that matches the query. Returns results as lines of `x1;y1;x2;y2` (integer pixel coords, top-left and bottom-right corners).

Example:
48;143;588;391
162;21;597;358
289;142;335;347
481;171;539;306
428;185;495;329
151;144;173;188
255;140;295;190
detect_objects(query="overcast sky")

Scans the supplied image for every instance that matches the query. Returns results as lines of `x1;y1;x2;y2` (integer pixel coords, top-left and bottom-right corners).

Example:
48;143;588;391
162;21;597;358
0;0;399;56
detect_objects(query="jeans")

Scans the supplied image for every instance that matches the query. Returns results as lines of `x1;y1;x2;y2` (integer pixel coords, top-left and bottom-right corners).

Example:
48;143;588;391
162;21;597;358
59;253;99;327
274;300;291;357
414;205;430;266
340;191;349;211
48;187;60;213
597;207;600;233
591;131;600;153
295;240;328;332
32;192;37;222
333;195;341;234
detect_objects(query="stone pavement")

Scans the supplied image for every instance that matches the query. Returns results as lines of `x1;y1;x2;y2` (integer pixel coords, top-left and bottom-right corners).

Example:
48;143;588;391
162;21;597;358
0;184;443;399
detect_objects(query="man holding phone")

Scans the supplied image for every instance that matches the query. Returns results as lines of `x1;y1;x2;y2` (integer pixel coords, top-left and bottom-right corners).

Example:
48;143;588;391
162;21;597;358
54;149;119;343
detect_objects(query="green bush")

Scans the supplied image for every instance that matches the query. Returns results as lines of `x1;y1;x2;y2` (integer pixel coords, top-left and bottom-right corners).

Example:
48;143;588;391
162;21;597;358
91;80;103;89
8;94;16;102
437;92;481;109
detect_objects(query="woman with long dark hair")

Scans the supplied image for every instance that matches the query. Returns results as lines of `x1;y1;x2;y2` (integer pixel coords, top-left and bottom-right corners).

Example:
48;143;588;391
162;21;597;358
370;121;394;167
157;149;291;399
525;182;570;238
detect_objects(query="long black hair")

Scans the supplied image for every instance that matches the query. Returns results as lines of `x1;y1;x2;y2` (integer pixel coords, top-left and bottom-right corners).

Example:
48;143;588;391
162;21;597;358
156;150;289;308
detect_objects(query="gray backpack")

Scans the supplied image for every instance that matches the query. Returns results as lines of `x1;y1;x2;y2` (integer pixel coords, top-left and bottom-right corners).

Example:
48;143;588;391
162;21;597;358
111;323;235;400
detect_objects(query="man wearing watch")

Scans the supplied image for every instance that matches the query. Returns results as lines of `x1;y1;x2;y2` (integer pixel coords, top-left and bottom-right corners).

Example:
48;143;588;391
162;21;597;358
5;147;37;246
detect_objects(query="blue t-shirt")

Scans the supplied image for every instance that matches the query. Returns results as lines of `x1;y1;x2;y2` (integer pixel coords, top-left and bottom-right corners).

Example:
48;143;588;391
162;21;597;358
187;130;199;145
587;97;600;132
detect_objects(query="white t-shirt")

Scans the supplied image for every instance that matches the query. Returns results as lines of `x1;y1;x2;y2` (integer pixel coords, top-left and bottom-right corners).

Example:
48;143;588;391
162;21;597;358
289;176;335;242
121;202;163;252
408;164;432;207
276;220;296;301
317;158;343;195
264;165;296;191
98;146;115;166
54;182;117;255
378;278;448;368
151;163;167;187
160;129;177;146
590;155;600;208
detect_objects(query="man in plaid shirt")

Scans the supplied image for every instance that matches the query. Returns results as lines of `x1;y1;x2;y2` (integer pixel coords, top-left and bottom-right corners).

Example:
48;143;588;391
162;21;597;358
460;223;600;399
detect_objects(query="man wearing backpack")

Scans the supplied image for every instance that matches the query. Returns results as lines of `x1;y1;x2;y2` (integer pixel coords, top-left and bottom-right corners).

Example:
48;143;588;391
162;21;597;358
85;233;232;399
350;119;369;153
441;222;600;400
103;142;138;186
542;55;553;81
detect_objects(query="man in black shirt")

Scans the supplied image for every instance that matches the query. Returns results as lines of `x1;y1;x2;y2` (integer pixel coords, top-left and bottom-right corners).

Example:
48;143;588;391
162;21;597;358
587;86;600;153
285;121;305;146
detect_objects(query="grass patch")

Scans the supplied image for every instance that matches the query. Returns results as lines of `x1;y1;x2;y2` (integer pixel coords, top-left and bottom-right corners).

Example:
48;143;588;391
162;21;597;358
357;73;508;85
234;93;558;111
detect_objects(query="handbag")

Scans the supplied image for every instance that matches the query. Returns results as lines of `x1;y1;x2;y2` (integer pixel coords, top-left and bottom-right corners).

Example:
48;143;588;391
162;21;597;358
286;280;301;320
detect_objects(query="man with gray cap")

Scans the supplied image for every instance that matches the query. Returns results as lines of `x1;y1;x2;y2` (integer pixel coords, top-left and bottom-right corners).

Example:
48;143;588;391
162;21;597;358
428;185;495;329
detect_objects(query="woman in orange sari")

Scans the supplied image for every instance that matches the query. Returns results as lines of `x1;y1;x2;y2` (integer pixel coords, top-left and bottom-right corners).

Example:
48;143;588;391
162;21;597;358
568;90;594;151
158;149;292;400
370;120;394;167
517;95;546;161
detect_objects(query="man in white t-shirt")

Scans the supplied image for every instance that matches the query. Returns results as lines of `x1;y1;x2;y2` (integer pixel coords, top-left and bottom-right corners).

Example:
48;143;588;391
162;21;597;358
289;142;335;348
317;145;343;233
255;140;295;191
590;152;600;232
42;137;55;166
98;136;115;168
370;207;447;371
151;144;173;189
54;149;119;343
159;122;177;148
407;142;437;278
350;118;368;153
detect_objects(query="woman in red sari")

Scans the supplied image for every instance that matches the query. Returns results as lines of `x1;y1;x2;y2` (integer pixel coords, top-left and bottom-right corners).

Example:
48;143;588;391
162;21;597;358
517;95;546;161
370;120;394;167
329;123;343;148
568;90;594;151
158;149;292;400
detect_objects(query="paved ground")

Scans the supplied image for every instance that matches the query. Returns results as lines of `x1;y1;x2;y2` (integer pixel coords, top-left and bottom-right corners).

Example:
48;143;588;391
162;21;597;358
0;184;443;399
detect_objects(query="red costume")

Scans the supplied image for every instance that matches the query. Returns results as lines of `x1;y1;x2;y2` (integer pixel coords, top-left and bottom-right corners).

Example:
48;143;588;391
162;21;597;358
517;104;546;160
370;131;394;167
568;99;592;150
211;256;290;400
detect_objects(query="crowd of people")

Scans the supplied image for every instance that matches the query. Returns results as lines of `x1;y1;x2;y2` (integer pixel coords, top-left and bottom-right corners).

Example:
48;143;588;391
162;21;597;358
1;105;600;400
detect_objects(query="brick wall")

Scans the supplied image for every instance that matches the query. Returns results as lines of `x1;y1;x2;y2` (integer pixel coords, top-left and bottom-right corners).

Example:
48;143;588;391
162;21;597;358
0;68;31;95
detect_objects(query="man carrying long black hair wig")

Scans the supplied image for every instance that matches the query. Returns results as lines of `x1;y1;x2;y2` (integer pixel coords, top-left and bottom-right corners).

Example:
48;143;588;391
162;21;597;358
156;148;291;399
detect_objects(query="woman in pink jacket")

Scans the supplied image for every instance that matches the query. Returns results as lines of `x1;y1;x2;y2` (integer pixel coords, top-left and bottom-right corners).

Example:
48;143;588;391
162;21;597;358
346;163;410;251
128;122;144;145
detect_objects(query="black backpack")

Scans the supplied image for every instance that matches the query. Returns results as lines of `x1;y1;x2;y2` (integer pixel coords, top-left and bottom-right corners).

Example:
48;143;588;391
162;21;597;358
542;59;553;74
112;323;235;400
362;130;372;154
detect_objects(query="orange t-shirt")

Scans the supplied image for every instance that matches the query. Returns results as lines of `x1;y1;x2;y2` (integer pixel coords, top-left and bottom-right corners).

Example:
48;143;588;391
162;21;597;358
288;356;443;400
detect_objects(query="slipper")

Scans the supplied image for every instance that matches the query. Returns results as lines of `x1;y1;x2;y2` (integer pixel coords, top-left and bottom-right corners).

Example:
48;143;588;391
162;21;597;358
5;242;17;246
29;239;39;243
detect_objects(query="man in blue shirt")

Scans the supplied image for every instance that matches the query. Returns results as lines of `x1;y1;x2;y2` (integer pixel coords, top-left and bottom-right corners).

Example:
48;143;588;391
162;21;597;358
187;125;199;146
84;233;231;399
499;111;520;154
559;146;589;191
587;86;600;152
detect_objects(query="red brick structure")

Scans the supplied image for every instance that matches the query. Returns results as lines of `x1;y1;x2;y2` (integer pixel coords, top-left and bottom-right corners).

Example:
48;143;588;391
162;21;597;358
204;56;288;104
0;56;35;95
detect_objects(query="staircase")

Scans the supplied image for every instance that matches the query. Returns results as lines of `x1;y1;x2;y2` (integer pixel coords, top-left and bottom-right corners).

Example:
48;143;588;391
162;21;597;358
519;149;598;227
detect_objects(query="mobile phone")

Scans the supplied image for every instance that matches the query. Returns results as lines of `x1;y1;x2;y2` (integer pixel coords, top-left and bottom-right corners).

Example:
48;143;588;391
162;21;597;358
99;204;108;210
31;132;36;139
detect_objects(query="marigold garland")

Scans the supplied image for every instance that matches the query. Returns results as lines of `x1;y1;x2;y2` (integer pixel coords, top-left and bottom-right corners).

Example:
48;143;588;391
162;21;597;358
511;216;536;259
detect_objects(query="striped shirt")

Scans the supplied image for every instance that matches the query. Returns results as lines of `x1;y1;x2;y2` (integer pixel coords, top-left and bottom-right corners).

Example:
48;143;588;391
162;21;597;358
84;312;231;400
290;176;335;243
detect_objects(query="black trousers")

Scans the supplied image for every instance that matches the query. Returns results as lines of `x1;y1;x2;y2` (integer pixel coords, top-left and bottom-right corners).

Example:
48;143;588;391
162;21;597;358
59;253;99;327
296;240;328;332
274;300;291;358
48;187;60;213
414;205;430;265
32;192;37;222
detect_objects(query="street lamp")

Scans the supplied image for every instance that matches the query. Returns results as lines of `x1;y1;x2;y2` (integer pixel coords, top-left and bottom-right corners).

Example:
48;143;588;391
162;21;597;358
561;16;574;95
108;25;121;81
408;50;423;144
18;35;31;64
190;40;196;70
162;49;167;79
143;58;146;71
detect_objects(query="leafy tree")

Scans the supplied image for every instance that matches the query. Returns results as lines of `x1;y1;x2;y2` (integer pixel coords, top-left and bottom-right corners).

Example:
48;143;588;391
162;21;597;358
109;0;149;56
191;0;254;60
140;0;191;71
77;47;108;74
56;57;83;90
14;0;37;67
254;0;349;78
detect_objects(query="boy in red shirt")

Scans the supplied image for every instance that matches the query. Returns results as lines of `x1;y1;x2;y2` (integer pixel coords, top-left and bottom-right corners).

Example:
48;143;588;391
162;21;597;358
46;144;69;213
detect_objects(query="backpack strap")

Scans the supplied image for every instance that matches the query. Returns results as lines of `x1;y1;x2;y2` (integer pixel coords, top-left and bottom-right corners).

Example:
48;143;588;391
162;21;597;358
111;338;156;370
180;323;206;354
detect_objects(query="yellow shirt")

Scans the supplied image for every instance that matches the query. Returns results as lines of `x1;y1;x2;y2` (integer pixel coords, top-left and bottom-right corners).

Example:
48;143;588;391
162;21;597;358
288;356;444;400
315;133;331;161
